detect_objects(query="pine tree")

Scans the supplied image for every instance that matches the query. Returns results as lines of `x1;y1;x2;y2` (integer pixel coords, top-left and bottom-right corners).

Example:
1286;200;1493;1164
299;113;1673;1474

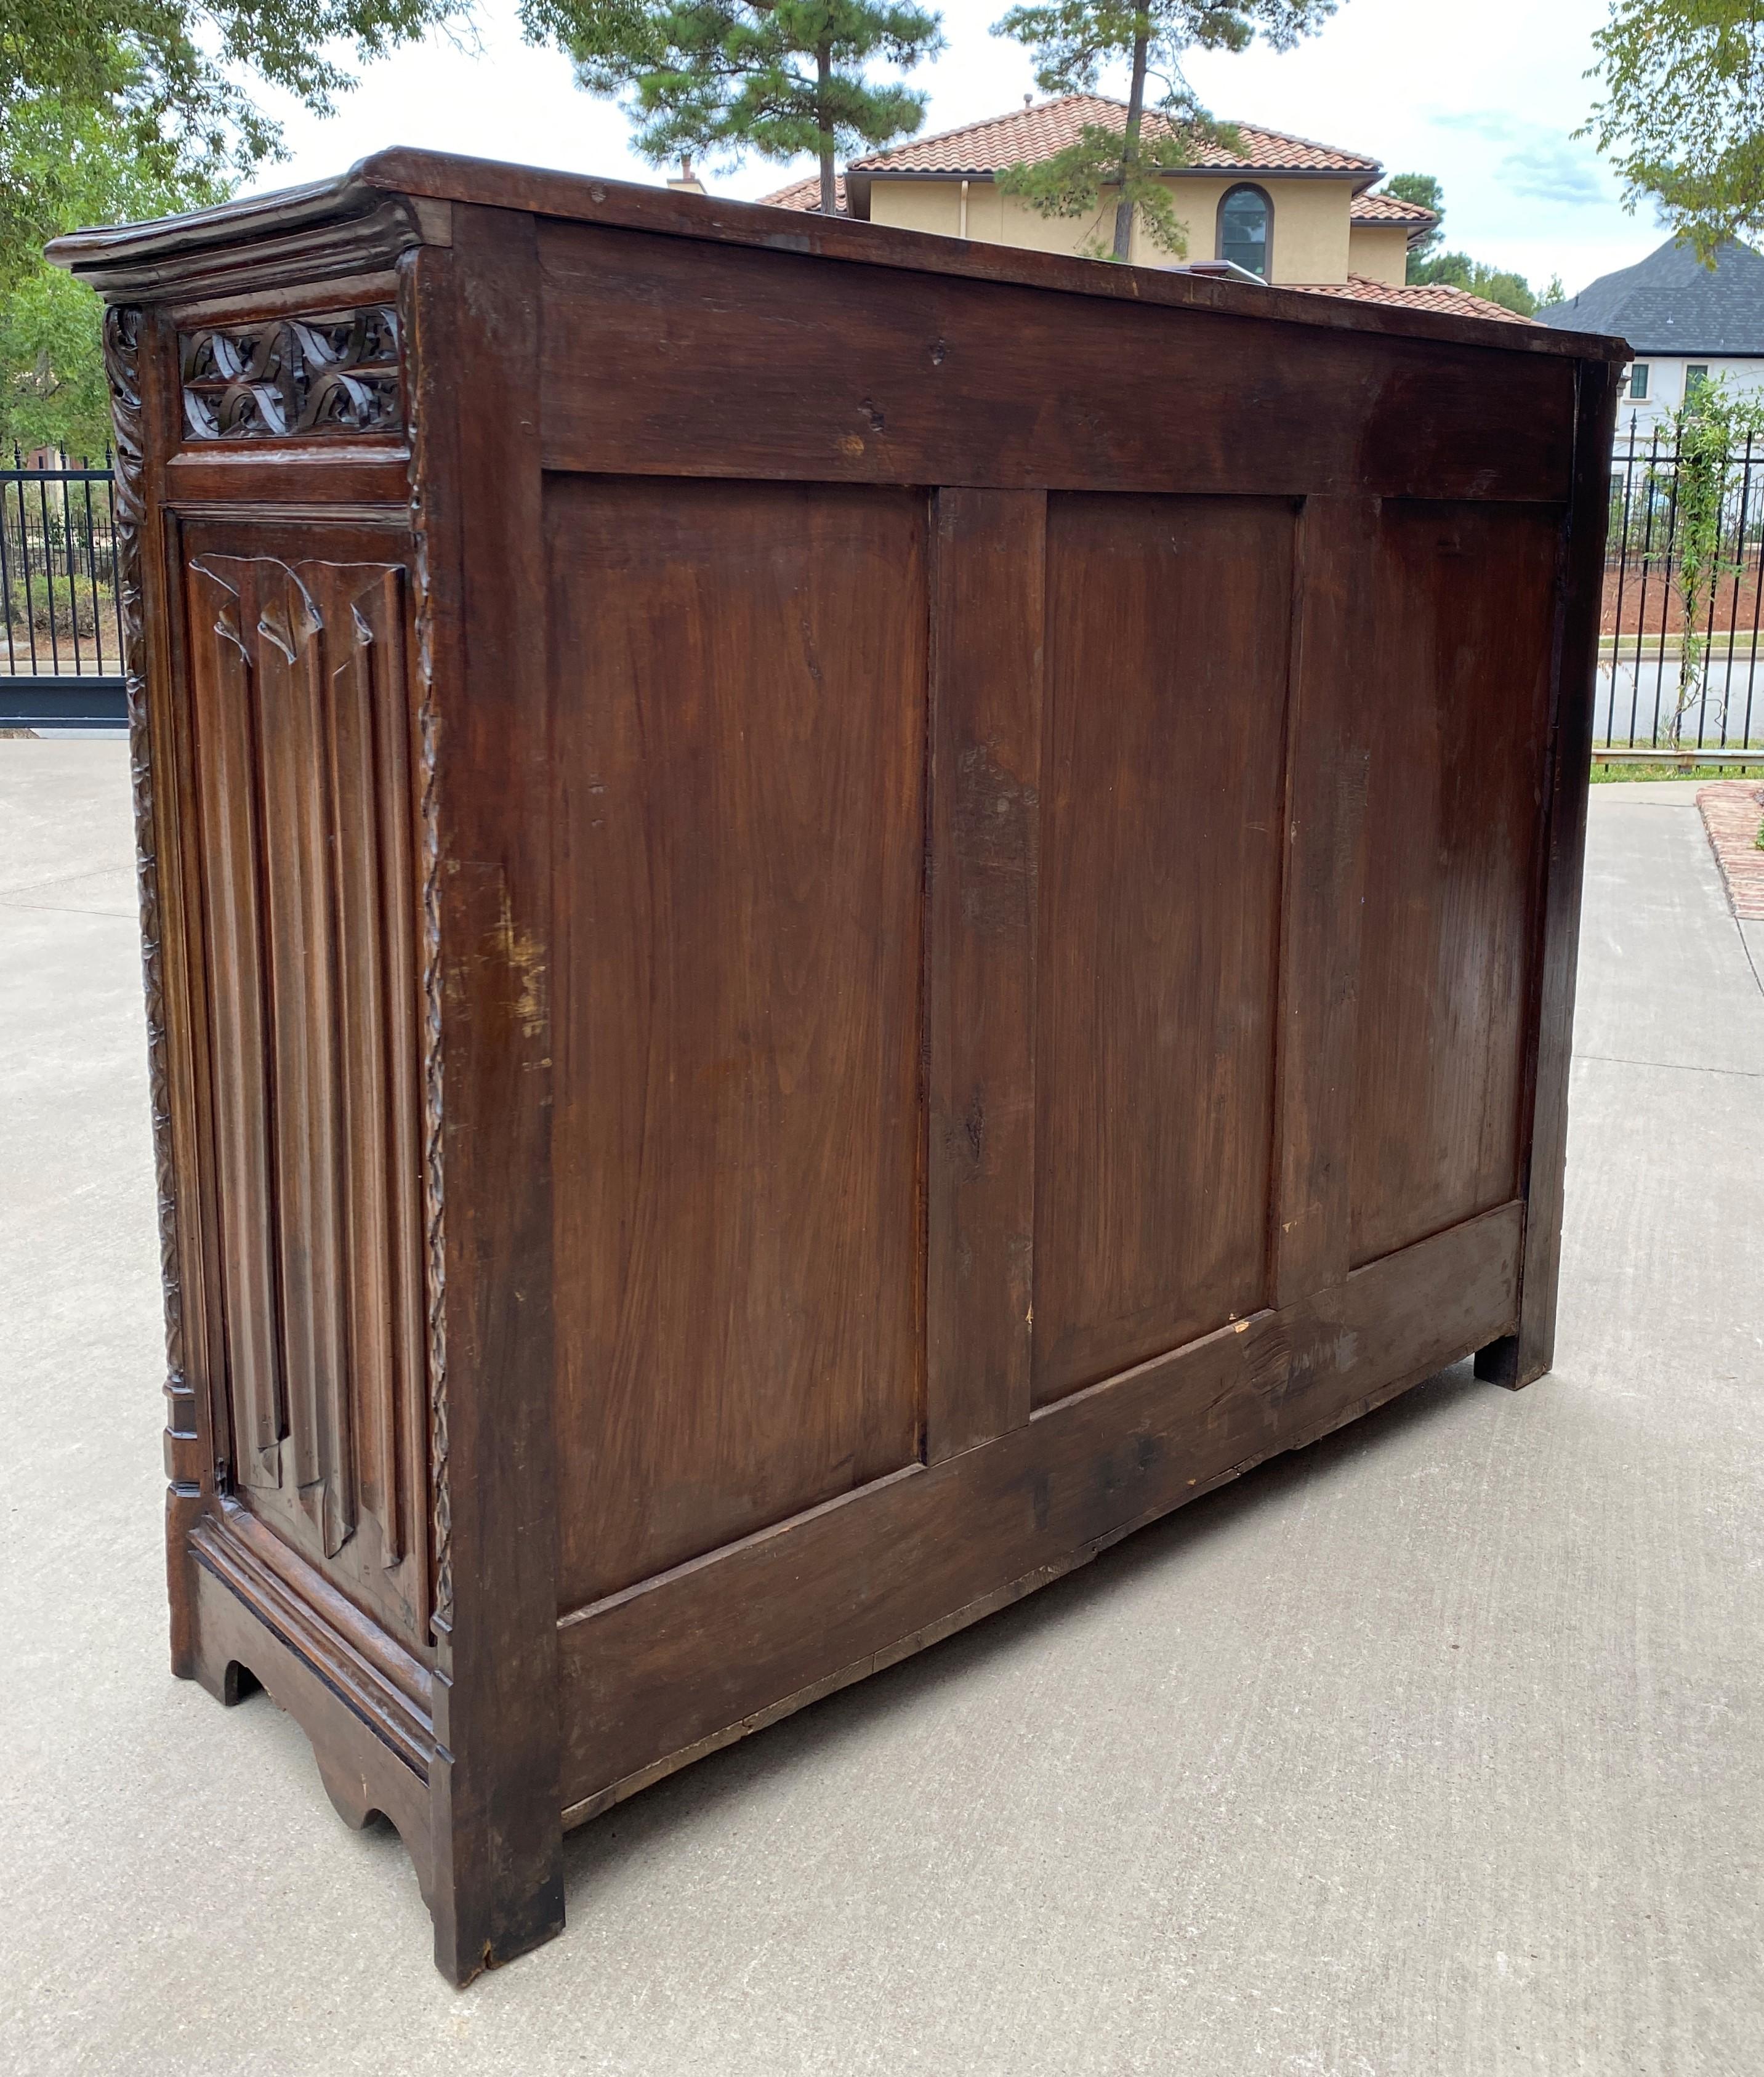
1373;173;1548;318
1378;172;1443;262
992;1;1339;262
524;0;944;216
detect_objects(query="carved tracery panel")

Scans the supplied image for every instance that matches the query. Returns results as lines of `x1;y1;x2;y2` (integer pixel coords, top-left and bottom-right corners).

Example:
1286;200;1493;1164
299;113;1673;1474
185;550;427;1640
180;307;402;439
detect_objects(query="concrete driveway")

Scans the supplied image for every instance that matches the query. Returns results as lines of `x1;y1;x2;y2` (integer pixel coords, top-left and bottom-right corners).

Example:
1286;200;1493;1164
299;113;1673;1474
2;743;1761;2076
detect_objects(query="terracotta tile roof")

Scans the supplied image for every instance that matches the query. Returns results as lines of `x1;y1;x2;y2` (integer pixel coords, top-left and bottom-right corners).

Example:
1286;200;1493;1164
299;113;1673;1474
1289;275;1531;324
759;95;1379;201
1350;191;1438;227
762;171;847;214
848;94;1380;175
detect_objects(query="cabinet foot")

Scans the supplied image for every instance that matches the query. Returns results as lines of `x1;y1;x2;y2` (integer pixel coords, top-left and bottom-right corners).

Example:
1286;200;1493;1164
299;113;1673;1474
1474;1332;1551;1392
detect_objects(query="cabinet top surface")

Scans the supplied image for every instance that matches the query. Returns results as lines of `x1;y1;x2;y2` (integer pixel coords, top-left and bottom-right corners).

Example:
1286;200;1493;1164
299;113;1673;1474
47;145;1629;365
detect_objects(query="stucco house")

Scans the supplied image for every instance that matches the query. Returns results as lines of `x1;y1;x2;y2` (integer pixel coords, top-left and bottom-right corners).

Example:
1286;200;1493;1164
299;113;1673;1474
1537;238;1764;439
762;94;1524;323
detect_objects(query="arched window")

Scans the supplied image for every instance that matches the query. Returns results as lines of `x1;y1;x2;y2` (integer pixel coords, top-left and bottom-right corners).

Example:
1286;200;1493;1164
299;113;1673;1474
1218;184;1272;280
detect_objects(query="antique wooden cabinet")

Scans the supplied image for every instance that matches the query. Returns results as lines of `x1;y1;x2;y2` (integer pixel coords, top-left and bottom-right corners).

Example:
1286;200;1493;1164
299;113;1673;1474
50;155;1624;1983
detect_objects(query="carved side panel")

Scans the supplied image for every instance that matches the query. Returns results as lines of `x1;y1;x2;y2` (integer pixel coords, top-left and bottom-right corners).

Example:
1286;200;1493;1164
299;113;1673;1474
183;551;427;1639
104;306;199;1495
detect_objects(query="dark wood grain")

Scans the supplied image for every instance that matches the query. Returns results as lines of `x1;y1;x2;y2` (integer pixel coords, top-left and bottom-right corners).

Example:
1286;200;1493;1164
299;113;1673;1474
116;306;215;1684
188;1510;435;1892
165;448;411;509
183;554;280;1492
1271;496;1376;1305
416;209;564;1985
52;148;1628;366
1478;361;1624;1387
537;226;1578;502
547;475;928;1606
1033;493;1293;1403
556;1201;1524;1820
75;157;1614;1983
1349;502;1562;1268
179;530;429;1635
926;488;1044;1460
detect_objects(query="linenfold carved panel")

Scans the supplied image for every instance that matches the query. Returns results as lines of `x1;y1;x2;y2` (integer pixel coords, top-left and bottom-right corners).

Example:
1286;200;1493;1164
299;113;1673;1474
185;551;425;1631
180;307;401;439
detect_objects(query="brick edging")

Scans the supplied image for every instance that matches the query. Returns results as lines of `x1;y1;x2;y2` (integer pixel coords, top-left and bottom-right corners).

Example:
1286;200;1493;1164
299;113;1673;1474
1697;781;1764;921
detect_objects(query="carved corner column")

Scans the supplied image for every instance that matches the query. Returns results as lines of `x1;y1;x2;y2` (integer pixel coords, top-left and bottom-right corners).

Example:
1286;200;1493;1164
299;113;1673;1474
401;210;565;1988
105;304;209;1676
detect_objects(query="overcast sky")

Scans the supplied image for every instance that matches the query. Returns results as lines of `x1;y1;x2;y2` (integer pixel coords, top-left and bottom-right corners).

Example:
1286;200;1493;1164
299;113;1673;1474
252;0;1662;299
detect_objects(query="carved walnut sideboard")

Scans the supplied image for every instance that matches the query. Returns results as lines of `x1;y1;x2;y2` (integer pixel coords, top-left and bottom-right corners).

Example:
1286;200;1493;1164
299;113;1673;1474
49;153;1625;1983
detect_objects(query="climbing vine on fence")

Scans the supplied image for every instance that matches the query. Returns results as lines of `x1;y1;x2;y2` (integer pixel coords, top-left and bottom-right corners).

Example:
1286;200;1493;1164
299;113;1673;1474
1662;376;1764;746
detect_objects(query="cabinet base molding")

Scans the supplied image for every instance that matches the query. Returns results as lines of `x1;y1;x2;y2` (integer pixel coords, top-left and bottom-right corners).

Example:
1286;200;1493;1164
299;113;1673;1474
187;1509;436;1905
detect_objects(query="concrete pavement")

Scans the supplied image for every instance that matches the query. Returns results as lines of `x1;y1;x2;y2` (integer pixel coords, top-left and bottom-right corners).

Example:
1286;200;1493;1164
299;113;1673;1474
2;743;1761;2076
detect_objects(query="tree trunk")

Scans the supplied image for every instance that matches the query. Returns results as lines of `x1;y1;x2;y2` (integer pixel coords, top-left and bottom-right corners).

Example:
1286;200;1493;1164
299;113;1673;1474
1111;26;1150;262
818;45;837;217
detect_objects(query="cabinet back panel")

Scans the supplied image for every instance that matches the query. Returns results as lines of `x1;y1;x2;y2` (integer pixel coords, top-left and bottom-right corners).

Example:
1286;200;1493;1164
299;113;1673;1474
1031;494;1294;1405
548;476;929;1609
1349;502;1559;1267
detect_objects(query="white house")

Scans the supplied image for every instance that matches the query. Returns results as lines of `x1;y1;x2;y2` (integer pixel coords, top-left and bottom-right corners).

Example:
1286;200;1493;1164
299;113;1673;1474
1538;238;1764;443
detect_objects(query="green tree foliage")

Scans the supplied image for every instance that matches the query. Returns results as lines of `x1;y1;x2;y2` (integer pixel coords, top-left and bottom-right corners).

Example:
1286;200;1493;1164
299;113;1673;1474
522;0;944;216
1379;169;1442;259
2;0;474;291
990;1;1339;262
1409;251;1543;315
1585;1;1764;264
1;0;471;454
1;95;232;455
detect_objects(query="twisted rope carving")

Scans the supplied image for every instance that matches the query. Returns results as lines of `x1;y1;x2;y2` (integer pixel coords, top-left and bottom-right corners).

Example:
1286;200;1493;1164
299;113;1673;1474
398;258;452;1632
105;305;187;1414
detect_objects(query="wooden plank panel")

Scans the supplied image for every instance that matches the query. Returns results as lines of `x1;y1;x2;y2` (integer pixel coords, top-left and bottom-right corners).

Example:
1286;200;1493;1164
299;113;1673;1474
1349;502;1562;1268
926;488;1043;1461
557;1200;1524;1820
548;475;929;1608
1033;493;1294;1404
539;225;1577;503
1479;361;1624;1386
1270;496;1377;1305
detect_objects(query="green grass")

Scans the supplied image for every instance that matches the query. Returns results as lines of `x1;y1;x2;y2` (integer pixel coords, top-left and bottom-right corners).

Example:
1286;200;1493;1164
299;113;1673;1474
1590;759;1764;783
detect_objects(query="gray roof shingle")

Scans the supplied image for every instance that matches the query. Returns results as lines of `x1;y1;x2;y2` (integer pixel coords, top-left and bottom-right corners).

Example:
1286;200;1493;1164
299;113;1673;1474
1536;238;1764;353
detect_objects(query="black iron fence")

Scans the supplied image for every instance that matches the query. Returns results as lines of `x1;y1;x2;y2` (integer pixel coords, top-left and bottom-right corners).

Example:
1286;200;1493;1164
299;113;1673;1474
7;422;1764;756
1;449;127;728
1601;415;1764;761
